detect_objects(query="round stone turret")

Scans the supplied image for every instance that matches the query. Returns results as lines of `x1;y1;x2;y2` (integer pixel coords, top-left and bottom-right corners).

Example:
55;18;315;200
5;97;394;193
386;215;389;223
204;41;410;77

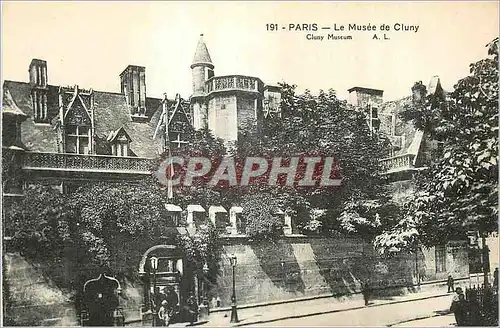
191;34;215;96
191;34;214;70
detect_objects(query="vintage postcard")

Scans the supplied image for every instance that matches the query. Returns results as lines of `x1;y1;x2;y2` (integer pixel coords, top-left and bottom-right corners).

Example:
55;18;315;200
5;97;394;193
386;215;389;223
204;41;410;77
1;1;498;327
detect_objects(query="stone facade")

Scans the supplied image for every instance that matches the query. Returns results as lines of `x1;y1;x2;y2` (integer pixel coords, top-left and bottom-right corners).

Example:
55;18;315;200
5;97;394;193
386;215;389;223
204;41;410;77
2;34;472;325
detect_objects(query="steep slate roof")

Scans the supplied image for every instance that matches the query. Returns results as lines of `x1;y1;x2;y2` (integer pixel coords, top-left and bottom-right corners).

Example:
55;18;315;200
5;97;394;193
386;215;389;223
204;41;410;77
191;34;213;68
3;88;28;117
92;90;164;158
2;80;190;158
3;81;59;152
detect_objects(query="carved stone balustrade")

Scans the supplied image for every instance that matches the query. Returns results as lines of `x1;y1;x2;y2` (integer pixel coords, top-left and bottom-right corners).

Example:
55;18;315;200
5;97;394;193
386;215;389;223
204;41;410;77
205;75;261;95
380;153;415;174
22;152;156;175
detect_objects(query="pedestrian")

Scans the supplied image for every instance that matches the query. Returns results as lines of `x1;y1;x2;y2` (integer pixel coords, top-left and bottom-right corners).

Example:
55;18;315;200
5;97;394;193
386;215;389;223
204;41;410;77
361;280;372;306
447;275;455;293
165;287;179;326
153;286;164;314
186;292;199;325
493;268;498;288
450;287;468;326
158;300;168;326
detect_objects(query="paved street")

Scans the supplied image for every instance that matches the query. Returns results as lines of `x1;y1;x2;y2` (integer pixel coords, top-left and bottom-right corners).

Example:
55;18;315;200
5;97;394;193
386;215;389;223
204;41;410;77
166;286;459;327
247;294;455;327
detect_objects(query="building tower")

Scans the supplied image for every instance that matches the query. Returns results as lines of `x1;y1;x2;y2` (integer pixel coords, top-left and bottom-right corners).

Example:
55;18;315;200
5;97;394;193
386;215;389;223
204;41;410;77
190;34;214;130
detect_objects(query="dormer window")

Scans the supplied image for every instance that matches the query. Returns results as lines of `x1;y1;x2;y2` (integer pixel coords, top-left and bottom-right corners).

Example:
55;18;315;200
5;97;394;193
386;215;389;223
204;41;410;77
112;136;129;157
107;127;132;157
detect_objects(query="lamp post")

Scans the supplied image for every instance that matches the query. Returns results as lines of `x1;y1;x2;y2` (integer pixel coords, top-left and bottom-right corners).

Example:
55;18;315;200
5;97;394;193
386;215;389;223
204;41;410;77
203;263;209;307
150;256;158;327
481;234;490;286
199;262;210;320
229;254;239;323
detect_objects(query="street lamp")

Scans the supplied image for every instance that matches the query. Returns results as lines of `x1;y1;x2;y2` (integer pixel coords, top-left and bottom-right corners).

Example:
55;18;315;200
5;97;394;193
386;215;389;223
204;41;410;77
203;262;209;305
481;234;490;286
150;256;158;326
229;254;239;323
199;262;210;320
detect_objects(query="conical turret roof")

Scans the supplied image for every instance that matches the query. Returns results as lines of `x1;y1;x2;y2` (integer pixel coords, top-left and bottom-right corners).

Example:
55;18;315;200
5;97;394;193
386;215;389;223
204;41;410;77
191;34;214;68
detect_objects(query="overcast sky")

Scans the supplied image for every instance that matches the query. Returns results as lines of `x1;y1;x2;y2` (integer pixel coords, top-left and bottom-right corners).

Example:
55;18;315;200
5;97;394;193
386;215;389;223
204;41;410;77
2;1;498;101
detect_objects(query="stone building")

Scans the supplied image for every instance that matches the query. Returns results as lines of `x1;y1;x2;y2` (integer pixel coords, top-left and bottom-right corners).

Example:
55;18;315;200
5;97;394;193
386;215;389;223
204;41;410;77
190;34;281;145
2;35;281;197
2;36;470;325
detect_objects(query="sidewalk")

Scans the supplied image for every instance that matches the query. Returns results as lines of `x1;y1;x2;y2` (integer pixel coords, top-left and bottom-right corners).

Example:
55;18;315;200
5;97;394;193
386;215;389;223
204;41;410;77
169;286;453;327
391;313;456;327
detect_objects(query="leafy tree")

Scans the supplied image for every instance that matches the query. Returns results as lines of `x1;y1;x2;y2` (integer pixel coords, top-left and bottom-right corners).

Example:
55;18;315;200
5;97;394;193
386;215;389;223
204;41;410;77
237;189;301;241
375;38;499;254
6;126;228;295
176;222;222;285
71;181;171;276
237;83;390;237
156;126;230;207
8;185;76;264
6;179;222;296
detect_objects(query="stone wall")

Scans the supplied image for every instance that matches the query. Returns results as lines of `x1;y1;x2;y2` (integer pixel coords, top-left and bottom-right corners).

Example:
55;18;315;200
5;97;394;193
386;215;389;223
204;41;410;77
208;95;237;141
349;90;383;108
3;236;469;324
3;253;78;326
207;236;469;308
236;95;257;130
420;242;469;281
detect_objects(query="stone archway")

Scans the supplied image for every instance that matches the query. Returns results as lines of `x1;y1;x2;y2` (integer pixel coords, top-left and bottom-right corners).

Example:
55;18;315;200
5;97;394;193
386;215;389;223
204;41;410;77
139;244;192;324
138;244;178;274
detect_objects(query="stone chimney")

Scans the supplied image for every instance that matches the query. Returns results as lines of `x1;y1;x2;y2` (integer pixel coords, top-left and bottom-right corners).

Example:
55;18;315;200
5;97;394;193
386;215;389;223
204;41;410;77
120;65;147;116
411;81;427;103
347;86;384;108
29;59;48;88
29;59;49;123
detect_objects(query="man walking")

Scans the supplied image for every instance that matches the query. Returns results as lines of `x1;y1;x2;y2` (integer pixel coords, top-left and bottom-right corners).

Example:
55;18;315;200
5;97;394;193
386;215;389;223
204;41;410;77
361;280;372;306
447;275;455;293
